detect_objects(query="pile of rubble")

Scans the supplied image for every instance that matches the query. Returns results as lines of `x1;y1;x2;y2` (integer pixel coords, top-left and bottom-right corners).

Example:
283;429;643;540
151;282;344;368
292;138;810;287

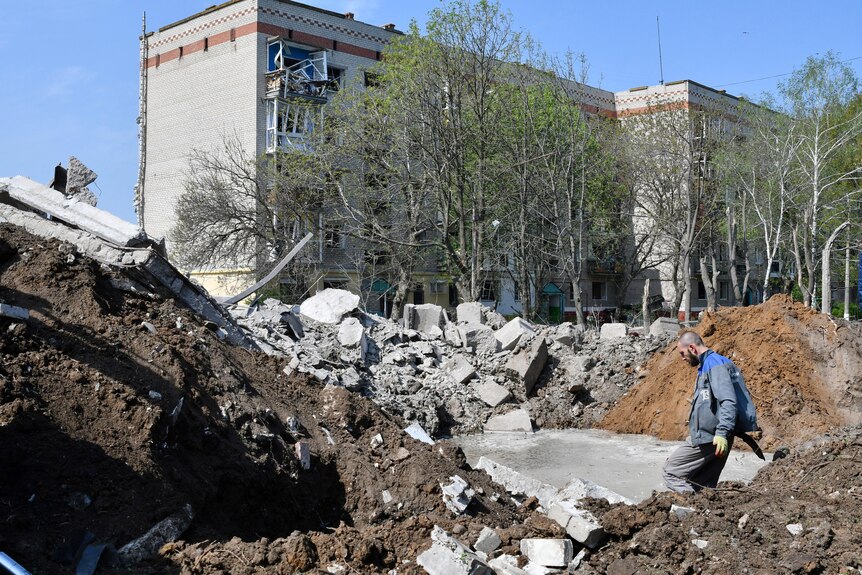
228;290;679;438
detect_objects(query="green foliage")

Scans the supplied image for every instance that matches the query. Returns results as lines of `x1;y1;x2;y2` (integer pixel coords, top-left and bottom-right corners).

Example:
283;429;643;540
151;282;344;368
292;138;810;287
831;301;861;319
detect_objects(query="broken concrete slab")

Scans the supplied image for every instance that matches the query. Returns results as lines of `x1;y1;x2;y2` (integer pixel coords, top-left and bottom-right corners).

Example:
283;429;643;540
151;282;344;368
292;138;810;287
456;301;487;324
519;539;573;568
404;422;435;444
546;501;605;548
299;289;359;324
600;323;628;340
440;475;475;514
1;175;146;247
473;527;501;555
495;317;536;351
484;409;532;433
444;355;476;384
474;457;557;509
650;317;681;337
472;379;512;408
671;504;695;520
295;441;311;470
0;303;29;320
457;323;497;355
417;526;491;575
557;477;633;505
505;337;548;395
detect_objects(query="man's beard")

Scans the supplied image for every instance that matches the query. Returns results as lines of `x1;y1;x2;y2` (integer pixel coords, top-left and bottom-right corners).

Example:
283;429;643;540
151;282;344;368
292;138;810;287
685;351;699;366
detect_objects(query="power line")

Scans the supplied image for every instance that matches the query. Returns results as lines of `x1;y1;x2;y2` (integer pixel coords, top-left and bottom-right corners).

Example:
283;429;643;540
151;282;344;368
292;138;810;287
715;55;862;89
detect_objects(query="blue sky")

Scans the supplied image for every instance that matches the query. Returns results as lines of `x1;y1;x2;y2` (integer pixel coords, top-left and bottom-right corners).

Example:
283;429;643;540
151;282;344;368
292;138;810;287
1;0;860;223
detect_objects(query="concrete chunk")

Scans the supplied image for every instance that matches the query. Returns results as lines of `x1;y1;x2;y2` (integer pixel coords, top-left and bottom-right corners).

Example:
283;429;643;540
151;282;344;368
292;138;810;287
600;322;628;339
649;317;681;337
558;477;633;505
0;303;29;320
519;539;573;568
488;556;530;575
504;337;548;395
404;422;435;444
417;526;491;575
337;317;367;359
456;301;486;324
495;317;536;351
299;289;359;324
444;355;476;384
404;303;447;334
473;527;501;555
475;457;556;509
457;323;497;355
472;380;512;407
118;504;193;564
440;475;475;514
484;409;532;433
671;504;695;519
546;501;605;548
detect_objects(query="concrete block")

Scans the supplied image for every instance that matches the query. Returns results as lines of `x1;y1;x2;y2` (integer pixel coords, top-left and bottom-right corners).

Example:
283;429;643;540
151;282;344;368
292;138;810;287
339;367;361;390
404;422;435;444
558;477;633;505
337;317;367;359
519;539;573;568
786;523;804;536
600;323;628;339
440;475;475;514
472;380;512;407
484;409;532;433
571;355;595;373
494;317;536;351
299;289;359;324
649;317;681;337
505;337;548;395
281;311;305;339
0;303;29;320
65;156;98;196
457;323;497;355
417;526;490;575
405;303;447;334
475;457;556;510
546;501;605;548
118;505;193;564
444;355;476;384
473;527;501;555
456;301;486;324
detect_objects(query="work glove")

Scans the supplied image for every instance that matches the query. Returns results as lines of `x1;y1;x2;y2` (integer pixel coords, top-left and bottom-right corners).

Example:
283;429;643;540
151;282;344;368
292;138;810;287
713;435;728;457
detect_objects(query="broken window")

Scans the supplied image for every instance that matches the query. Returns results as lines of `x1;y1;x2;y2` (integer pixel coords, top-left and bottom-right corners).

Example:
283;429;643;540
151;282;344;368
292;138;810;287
266;99;318;151
480;280;496;301
323;222;343;248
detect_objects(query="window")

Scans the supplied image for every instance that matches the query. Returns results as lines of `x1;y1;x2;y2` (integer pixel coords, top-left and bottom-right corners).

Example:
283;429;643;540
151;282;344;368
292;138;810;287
327;67;344;91
448;284;458;307
480;280;496;301
323;223;343;248
697;281;706;300
719;281;730;301
413;284;425;305
430;280;446;294
513;281;521;302
592;281;605;301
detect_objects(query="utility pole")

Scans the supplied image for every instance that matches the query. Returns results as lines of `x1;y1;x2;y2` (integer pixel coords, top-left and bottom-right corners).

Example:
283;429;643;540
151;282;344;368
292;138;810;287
656;16;665;85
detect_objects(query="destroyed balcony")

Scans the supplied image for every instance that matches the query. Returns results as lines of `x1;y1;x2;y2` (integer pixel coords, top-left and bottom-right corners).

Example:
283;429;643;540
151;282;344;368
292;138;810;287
265;52;334;101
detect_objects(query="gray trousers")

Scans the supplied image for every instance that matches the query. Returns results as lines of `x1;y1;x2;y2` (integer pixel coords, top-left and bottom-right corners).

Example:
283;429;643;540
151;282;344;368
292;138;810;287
663;437;734;493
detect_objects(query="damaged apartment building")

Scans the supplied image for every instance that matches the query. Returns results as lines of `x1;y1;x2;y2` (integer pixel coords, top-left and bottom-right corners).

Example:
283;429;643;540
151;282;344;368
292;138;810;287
139;0;769;319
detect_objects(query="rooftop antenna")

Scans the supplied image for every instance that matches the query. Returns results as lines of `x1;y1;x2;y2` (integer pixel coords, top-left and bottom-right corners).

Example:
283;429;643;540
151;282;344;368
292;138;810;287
656;16;665;85
135;12;148;230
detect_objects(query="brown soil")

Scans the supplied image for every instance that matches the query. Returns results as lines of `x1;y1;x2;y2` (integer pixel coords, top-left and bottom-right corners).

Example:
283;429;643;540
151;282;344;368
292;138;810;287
0;224;560;574
599;295;862;450
579;425;862;574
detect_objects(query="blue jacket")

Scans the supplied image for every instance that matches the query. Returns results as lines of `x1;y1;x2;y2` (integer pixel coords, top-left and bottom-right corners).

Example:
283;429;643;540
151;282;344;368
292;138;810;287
688;350;757;445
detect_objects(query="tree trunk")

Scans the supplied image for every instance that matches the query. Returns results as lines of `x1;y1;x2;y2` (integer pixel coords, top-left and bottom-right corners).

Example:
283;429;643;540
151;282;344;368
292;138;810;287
642;277;651;332
821;222;850;315
844;241;851;320
699;255;716;312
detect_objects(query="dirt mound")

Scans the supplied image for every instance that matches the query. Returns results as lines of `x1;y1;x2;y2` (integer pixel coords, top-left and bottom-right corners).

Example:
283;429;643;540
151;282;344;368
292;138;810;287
599;296;862;449
579;425;862;574
0;224;559;573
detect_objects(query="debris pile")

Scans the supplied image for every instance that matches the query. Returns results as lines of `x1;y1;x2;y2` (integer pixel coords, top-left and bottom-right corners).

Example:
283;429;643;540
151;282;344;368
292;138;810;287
600;295;862;448
228;294;668;438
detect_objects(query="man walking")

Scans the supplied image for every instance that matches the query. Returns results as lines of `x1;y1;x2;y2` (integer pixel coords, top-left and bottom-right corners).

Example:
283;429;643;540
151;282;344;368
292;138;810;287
663;330;758;493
